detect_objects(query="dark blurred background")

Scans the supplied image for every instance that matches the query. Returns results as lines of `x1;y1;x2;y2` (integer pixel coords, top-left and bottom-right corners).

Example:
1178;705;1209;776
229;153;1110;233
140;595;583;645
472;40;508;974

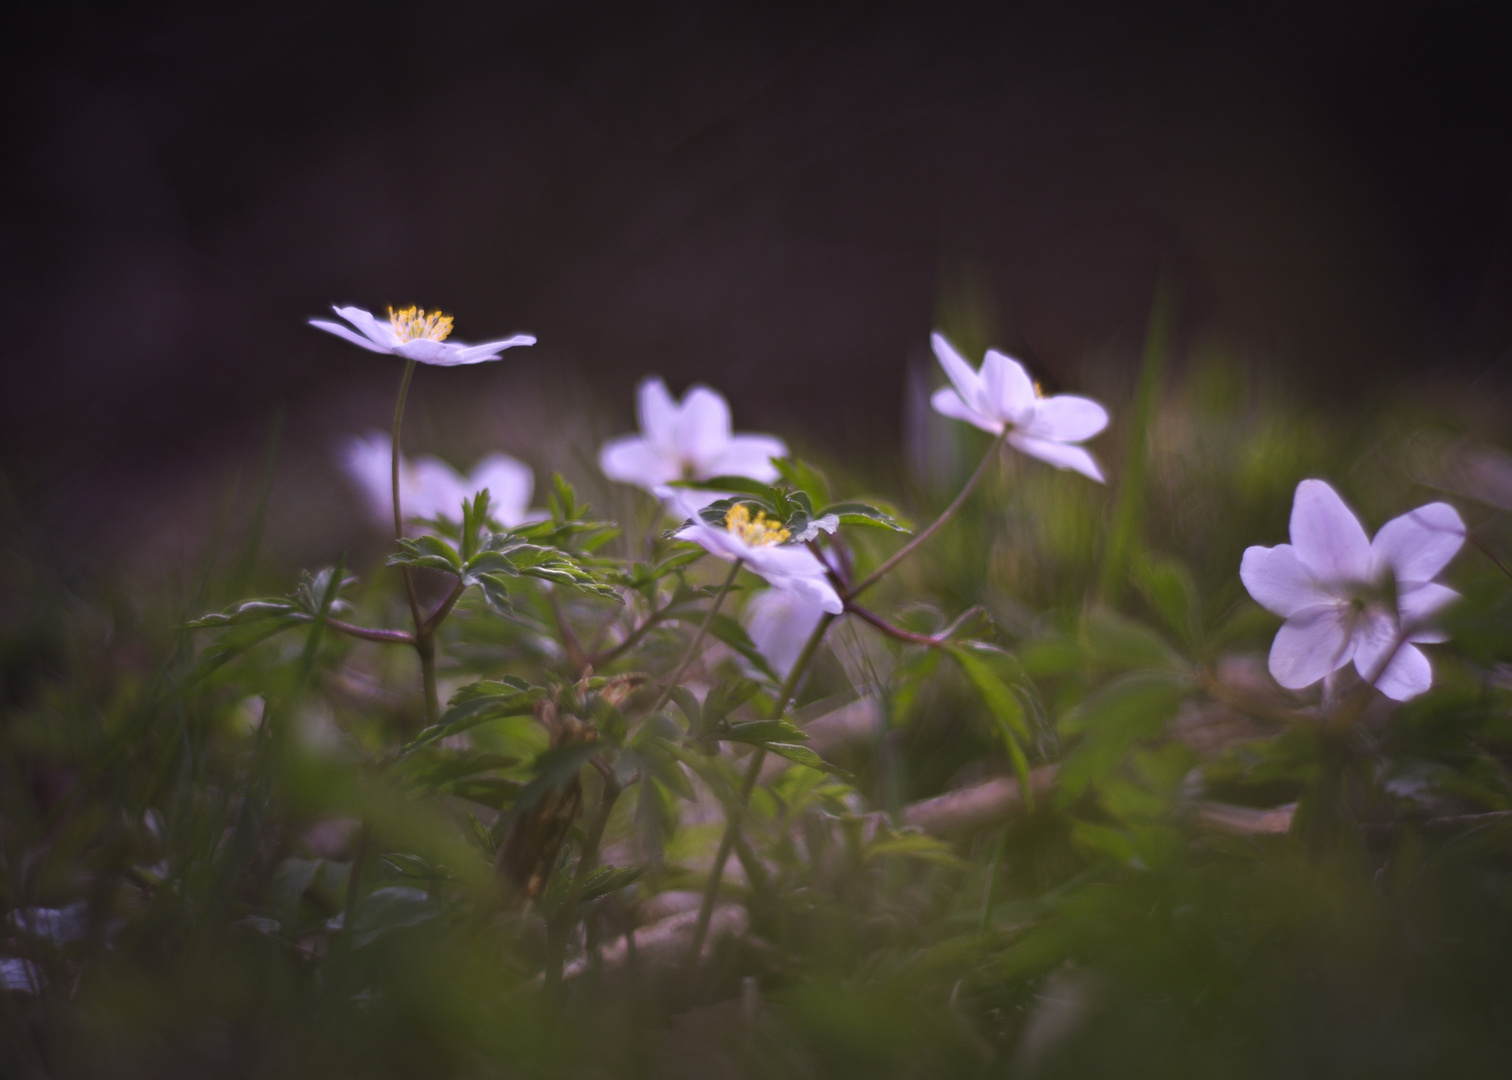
3;0;1511;557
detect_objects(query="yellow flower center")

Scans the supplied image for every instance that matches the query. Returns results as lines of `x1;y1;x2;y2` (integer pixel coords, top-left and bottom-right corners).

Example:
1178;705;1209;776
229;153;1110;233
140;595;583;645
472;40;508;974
388;306;454;343
724;503;790;547
1033;380;1045;399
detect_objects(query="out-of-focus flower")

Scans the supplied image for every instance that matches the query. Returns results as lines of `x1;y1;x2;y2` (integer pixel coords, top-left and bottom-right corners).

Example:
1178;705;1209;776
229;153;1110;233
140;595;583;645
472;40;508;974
660;489;843;615
744;587;830;678
929;332;1109;482
600;377;787;494
343;433;540;528
1240;479;1464;702
310;305;534;366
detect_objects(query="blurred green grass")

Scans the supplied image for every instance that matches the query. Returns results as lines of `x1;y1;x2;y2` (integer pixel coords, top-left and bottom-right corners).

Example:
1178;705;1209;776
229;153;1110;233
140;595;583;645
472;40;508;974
3;344;1512;1079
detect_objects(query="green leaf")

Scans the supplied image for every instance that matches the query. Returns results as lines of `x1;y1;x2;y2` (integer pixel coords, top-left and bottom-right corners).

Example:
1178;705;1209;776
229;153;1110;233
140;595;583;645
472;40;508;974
721;718;809;746
1133;553;1201;650
761;742;846;775
577;864;647;904
401;684;544;754
346;886;440;948
946;643;1035;806
1081;606;1187;673
1057;671;1192;802
389;535;465;575
773;457;833;506
820;501;912;533
706;614;779;683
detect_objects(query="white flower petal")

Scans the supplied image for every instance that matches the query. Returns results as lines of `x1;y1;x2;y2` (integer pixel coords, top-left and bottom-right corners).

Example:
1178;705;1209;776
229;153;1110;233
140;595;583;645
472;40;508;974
774;572;844;615
931;387;1003;434
331;306;400;348
981;350;1037;422
931;333;988;415
1370;501;1465;585
451;335;536;363
637;378;679;454
1289;479;1372;584
600;436;681;491
745;589;829;677
342;433;397;524
1268;606;1353;689
311;319;394;354
1240;543;1334;617
1025;394;1109;443
1365;642;1433;701
408;457;468;519
395;339;455;365
674;386;733;469
1007;432;1105;482
467;454;535;526
1397;581;1459;631
706;434;787;482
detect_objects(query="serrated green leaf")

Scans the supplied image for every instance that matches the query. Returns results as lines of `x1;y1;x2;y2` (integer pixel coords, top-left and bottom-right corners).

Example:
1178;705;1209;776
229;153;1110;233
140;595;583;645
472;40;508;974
947;643;1035;807
577;864;647;904
821;501;912;533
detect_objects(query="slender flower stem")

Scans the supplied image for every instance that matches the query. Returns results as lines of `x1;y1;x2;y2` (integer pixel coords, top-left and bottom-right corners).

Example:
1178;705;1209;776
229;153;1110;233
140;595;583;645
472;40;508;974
687;611;836;964
388;356;443;726
847;430;1007;600
589;605;672;669
645;559;744;719
846;602;954;647
319;617;416;646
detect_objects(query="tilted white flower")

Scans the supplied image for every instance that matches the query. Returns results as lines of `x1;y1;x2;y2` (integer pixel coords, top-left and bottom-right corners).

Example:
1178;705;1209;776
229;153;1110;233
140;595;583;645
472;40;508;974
929;332;1109;482
744;587;830;678
1240;479;1465;702
659;488;843;615
342;433;540;529
311;305;535;366
600;377;787;494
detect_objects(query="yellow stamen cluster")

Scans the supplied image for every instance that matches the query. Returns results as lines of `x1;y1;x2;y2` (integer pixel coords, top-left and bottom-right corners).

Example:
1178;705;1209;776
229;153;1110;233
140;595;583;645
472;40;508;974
724;503;790;547
388;306;455;343
1033;380;1044;399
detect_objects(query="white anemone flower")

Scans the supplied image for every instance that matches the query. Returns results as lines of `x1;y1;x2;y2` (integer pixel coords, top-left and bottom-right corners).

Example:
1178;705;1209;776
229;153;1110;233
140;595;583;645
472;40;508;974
1240;479;1465;702
311;305;535;366
930;332;1109;482
342;433;540;529
600;377;788;496
744;588;831;678
659;488;843;615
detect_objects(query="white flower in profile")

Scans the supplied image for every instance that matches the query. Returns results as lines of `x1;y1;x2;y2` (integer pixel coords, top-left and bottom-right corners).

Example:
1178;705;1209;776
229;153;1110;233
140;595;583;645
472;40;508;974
659;488;843;615
342;433;540;529
1240;479;1465;702
930;332;1109;482
311;305;535;366
600;377;787;494
744;588;830;678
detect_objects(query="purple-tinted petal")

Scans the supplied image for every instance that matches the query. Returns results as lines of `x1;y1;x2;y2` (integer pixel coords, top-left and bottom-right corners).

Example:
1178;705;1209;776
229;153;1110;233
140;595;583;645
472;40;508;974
636;378;679;453
1240;543;1334;617
931;388;1002;434
341;433;397;523
1268;606;1352;689
1007;432;1105;482
1364;642;1432;701
931;333;988;415
674;386;732;469
980;350;1037;423
394;339;455;365
775;573;844;615
706;434;786;482
1289;479;1372;585
467;454;535;526
600;436;679;490
408;457;467;520
1025;395;1109;442
1397;581;1459;630
451;335;535;363
331;306;399;348
745;589;829;677
311;319;394;354
1370;501;1465;585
